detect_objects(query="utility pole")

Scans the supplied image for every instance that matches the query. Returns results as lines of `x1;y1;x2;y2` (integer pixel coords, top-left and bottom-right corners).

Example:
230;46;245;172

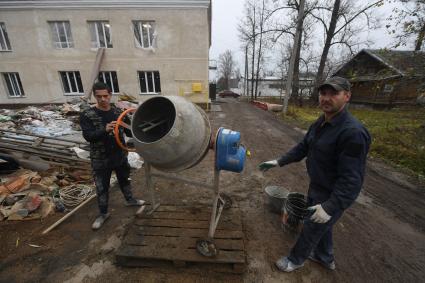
283;0;305;114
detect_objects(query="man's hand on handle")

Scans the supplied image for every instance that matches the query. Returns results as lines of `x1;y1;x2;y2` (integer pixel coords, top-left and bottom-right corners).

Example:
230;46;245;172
258;160;278;172
308;204;331;223
106;121;117;133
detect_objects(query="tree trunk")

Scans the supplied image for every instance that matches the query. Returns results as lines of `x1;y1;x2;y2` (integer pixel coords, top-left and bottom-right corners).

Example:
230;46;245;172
244;45;249;96
254;0;265;100
311;0;341;103
415;22;425;51
250;6;256;100
283;0;305;114
292;29;303;106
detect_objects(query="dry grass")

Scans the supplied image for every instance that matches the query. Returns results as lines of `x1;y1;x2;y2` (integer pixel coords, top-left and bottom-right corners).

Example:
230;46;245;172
276;103;425;178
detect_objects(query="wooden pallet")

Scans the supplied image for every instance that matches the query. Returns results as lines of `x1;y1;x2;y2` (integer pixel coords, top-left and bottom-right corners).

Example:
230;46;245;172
116;204;246;273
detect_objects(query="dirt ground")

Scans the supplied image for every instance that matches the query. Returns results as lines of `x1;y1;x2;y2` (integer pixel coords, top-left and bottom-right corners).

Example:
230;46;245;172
1;98;424;283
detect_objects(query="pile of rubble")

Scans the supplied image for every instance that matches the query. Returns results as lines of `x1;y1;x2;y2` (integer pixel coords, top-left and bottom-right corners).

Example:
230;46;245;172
0;97;141;223
0;102;82;137
0;168;94;221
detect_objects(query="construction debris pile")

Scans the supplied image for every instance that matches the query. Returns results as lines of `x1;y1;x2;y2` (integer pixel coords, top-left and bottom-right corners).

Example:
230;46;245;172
0;168;94;221
0;102;82;136
0;98;142;222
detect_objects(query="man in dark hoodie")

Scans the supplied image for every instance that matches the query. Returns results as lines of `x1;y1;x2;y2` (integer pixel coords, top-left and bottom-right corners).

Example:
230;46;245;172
80;82;144;230
259;76;371;272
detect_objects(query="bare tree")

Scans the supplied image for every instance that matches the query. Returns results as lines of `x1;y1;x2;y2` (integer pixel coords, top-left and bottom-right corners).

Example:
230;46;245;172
310;0;383;102
239;0;257;100
386;0;425;51
254;0;266;100
217;50;235;90
260;0;318;102
239;0;276;100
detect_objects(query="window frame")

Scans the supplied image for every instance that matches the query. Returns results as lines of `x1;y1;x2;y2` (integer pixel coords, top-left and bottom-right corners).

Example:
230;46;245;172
138;71;161;95
133;20;155;49
98;71;120;94
48;21;74;49
2;72;25;97
88;21;113;48
0;22;12;51
59;71;84;95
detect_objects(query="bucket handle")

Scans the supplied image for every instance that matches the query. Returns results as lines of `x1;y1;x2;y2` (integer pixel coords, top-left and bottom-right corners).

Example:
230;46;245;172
114;108;136;152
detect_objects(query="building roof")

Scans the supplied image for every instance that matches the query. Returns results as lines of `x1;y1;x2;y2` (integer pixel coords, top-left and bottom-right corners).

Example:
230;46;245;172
364;49;425;77
334;49;425;80
0;0;211;9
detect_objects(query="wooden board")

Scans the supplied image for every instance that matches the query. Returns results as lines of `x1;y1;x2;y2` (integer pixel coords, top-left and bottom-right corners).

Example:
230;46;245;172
116;204;246;273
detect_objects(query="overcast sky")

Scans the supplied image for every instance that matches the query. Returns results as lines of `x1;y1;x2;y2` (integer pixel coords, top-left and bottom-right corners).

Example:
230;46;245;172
209;0;402;72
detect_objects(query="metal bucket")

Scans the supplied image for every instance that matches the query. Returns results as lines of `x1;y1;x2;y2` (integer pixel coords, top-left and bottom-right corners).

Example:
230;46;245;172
264;186;289;214
131;96;211;172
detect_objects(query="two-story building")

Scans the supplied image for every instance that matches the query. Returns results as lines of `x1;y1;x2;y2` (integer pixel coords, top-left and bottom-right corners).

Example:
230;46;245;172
0;0;211;106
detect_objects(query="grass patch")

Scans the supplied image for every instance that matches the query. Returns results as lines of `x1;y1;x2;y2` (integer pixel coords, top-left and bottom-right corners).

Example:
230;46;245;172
277;104;425;178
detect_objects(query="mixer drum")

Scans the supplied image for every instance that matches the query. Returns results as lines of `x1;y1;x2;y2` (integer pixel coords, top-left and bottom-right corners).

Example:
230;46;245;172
131;96;211;172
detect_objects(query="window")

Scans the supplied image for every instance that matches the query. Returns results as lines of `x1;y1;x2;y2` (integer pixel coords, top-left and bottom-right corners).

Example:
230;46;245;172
0;22;12;51
138;71;161;94
133;21;155;48
98;71;119;94
2;73;24;97
49;21;74;48
88;21;112;48
59;71;84;95
383;84;394;93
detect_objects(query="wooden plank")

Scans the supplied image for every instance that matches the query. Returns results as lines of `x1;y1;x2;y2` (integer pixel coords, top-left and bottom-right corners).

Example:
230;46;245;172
134;217;242;231
84;47;105;100
0;142;88;163
116;205;246;272
124;234;245;251
115;256;245;274
0;129;88;145
130;225;244;239
143;211;211;220
116;244;245;264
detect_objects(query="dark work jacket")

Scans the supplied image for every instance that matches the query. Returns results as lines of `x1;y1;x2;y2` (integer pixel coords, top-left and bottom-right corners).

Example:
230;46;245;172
277;107;371;216
79;105;129;170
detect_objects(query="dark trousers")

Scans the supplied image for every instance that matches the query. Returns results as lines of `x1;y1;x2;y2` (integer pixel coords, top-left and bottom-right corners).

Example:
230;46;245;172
288;199;343;266
92;161;134;214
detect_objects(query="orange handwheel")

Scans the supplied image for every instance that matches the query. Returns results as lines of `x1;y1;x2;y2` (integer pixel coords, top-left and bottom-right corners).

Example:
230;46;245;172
114;108;136;152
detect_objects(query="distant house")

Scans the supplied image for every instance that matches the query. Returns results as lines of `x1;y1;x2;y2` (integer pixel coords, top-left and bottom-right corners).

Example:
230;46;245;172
334;49;425;105
241;74;314;98
0;0;211;106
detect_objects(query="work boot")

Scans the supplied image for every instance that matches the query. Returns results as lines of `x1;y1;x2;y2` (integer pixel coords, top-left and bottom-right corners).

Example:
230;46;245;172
92;213;110;230
125;198;145;207
308;253;336;270
275;256;304;272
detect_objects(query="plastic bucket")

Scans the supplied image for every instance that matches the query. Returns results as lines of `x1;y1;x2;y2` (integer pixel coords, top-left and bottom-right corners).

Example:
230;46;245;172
282;192;309;230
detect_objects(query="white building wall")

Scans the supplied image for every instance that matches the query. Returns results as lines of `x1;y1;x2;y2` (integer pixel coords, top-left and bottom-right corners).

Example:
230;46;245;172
0;4;210;105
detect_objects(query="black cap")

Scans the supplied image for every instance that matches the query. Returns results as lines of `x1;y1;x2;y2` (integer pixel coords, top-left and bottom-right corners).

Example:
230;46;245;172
318;76;351;92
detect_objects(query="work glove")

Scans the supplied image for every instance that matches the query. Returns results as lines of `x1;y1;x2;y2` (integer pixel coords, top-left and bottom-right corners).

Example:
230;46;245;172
258;160;278;172
308;204;331;223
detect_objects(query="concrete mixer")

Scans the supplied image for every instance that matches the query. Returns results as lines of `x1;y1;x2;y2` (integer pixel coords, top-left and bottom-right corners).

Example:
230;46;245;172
114;96;247;257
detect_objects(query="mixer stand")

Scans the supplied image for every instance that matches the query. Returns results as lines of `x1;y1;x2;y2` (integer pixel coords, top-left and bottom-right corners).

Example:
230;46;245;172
141;162;228;257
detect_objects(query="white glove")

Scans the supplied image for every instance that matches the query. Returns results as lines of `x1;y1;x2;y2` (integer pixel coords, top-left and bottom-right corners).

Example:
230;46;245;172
309;204;331;223
258;160;278;171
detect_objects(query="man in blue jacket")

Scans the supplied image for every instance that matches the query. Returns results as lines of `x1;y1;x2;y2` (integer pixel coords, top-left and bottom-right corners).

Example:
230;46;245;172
259;76;371;272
